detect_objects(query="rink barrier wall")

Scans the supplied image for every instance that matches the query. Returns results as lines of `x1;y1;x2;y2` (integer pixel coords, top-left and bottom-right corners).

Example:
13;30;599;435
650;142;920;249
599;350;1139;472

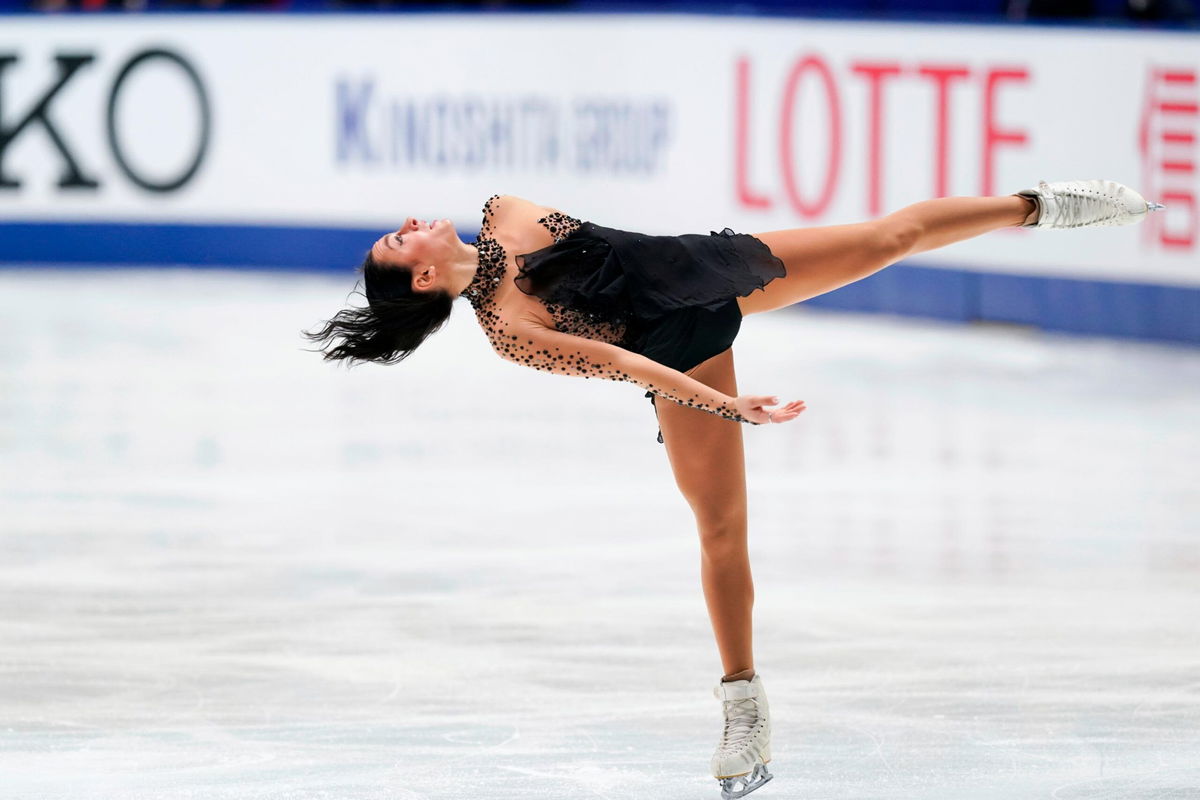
3;220;1196;345
3;16;1197;344
2;16;1197;289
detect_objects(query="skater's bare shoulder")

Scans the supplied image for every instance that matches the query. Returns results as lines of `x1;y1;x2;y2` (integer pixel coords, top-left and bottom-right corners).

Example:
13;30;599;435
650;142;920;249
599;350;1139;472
484;194;567;231
482;194;574;258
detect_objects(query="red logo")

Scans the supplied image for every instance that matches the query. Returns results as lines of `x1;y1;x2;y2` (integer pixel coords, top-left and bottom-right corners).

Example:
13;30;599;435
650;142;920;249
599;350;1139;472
1139;67;1198;250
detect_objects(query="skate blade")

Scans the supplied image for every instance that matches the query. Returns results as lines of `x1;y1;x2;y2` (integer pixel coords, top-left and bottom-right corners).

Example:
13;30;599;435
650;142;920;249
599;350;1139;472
1147;202;1167;212
718;763;773;799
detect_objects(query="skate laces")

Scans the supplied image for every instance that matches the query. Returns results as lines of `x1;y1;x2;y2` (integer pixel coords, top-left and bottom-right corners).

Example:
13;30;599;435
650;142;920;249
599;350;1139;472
717;696;760;754
1041;181;1120;228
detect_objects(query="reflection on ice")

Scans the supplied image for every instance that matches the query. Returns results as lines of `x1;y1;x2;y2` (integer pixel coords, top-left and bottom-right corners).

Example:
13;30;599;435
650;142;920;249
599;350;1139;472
1;269;1197;799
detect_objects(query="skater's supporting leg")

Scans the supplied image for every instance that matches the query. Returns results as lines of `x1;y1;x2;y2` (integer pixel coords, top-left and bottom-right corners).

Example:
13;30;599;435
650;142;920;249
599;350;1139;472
655;347;754;678
738;195;1033;316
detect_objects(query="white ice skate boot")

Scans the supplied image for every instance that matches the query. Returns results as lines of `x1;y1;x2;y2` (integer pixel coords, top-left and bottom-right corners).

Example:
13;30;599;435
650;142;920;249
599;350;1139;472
1016;179;1165;230
711;674;772;799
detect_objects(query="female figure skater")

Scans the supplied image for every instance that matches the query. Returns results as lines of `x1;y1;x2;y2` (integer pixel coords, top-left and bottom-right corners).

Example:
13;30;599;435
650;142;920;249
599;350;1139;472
305;180;1160;799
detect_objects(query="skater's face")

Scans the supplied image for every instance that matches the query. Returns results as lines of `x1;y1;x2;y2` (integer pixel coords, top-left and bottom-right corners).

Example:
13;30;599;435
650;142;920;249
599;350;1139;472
371;217;461;295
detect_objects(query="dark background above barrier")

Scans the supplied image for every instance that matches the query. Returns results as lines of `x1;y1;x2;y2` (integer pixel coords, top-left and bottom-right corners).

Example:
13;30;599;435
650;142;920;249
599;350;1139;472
0;0;1195;28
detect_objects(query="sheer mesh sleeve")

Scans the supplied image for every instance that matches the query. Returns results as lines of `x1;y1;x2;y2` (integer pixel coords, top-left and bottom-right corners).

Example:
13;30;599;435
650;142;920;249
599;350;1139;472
500;320;756;425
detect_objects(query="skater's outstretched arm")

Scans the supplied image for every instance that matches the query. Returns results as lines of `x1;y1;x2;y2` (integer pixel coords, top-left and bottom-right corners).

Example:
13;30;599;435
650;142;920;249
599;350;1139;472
500;320;805;426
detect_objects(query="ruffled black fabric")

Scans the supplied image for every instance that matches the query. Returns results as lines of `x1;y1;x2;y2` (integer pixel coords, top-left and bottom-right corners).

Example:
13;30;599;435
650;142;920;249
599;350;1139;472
514;221;786;446
514;222;785;324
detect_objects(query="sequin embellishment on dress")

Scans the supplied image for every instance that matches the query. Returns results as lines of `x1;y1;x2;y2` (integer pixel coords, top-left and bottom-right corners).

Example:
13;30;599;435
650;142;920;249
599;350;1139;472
462;195;755;431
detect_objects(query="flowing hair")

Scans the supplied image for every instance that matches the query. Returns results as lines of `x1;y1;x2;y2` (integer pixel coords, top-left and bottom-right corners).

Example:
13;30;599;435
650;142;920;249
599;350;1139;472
302;251;454;365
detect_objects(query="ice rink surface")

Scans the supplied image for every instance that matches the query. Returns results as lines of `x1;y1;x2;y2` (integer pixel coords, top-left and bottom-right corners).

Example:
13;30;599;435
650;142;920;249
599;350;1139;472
1;268;1197;800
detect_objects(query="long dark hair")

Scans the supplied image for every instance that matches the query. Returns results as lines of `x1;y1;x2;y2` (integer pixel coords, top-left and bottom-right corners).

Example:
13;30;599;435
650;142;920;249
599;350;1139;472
303;251;454;365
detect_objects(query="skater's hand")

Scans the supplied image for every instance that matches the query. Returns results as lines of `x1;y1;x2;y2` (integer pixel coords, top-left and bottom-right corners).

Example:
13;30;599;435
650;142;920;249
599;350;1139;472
734;394;806;425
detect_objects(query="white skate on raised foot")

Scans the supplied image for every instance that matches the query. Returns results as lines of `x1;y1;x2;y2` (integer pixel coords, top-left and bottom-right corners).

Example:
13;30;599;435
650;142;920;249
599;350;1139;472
711;674;772;799
1016;179;1166;230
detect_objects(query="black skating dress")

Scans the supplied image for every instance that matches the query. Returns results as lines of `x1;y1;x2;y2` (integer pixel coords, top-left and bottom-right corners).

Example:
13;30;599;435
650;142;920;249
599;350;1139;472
462;195;787;444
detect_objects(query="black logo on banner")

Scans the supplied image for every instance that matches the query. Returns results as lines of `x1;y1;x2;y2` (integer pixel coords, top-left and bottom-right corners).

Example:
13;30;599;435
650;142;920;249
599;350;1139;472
0;48;211;193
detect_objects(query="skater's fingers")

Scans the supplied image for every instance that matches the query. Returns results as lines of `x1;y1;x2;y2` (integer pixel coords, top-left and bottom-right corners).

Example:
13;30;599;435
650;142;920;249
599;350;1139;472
734;394;796;425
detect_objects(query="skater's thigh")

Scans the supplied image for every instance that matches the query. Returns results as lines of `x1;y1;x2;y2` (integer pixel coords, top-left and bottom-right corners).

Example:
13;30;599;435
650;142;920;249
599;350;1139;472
737;220;896;315
656;348;748;532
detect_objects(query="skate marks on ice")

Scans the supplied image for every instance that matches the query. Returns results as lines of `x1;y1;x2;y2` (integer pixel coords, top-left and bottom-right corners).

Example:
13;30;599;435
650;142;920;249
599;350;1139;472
1;271;1198;800
500;762;658;800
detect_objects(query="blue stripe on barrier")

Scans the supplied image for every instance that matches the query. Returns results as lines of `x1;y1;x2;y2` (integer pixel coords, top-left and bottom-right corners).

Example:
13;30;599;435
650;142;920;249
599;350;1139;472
2;220;1197;344
0;221;382;273
802;262;1200;344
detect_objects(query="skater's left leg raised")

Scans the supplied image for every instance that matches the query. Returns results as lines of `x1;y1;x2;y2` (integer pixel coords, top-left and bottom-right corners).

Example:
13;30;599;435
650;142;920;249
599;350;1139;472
739;194;1033;315
739;178;1162;316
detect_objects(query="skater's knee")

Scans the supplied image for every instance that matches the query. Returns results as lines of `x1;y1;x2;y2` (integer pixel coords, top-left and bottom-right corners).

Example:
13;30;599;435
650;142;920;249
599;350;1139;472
695;513;748;554
875;215;923;263
888;215;921;260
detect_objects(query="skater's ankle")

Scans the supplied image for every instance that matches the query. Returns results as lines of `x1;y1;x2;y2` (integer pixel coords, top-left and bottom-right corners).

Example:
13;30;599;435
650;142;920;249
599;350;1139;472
1015;195;1039;226
721;668;756;682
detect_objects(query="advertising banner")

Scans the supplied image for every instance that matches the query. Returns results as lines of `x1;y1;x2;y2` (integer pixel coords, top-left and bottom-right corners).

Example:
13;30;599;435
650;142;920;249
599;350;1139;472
1;15;1196;336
